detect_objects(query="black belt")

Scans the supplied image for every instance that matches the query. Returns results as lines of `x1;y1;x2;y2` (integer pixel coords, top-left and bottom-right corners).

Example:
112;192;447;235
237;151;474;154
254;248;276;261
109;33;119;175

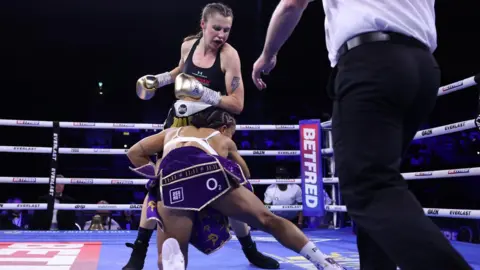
338;31;429;57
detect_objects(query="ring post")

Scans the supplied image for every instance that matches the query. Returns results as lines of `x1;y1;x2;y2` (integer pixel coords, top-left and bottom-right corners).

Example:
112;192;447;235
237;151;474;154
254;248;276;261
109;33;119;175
299;119;324;226
46;121;60;229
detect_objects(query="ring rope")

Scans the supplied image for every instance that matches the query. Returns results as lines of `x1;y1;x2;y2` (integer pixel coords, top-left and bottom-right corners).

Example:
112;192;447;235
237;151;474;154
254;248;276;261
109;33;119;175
1;203;478;221
1;166;479;185
0;117;475;157
0;74;478;228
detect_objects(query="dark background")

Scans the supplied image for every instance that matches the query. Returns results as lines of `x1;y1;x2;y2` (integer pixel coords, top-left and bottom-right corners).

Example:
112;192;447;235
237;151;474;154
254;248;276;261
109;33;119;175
1;0;479;242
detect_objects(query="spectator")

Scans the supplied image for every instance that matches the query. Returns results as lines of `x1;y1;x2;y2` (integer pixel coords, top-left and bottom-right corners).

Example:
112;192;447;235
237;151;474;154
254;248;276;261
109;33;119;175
264;166;304;228
31;175;77;230
84;200;121;230
0;197;31;230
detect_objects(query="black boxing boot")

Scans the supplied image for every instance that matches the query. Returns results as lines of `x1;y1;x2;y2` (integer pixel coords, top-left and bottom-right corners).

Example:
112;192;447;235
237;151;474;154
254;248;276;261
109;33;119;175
239;233;280;269
122;228;153;270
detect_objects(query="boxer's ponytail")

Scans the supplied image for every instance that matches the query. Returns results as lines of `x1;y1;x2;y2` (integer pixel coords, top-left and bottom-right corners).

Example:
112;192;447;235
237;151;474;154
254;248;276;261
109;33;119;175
191;108;236;130
183;31;203;42
183;3;233;42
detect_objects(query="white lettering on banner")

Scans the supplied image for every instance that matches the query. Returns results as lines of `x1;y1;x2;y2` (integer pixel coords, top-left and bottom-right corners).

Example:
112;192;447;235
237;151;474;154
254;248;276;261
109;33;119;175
302;128;318;208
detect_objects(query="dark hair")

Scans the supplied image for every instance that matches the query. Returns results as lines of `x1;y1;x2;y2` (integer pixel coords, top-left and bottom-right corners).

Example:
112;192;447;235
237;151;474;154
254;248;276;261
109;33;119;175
184;3;234;42
191;108;236;129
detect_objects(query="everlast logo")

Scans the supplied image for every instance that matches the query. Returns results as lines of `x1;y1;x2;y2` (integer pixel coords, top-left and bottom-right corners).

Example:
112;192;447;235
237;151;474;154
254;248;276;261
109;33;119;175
14;147;36;151
421;129;433;136
243;125;261;129
445;122;465;131
278;151;297;155
75;204;86;209
16;120;40;125
18;204;40;208
427;209;439;215
253;150;265;155
448;169;470;174
282;205;300;209
113;123;135;127
440;81;463;92
449;210;471;216
130;204;142;209
73;122;95;126
111;180;134;185
13;177;36;183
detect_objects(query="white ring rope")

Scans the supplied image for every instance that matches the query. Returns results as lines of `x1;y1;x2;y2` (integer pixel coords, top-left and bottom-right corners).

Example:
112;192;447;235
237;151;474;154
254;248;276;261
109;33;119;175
1;203;478;220
1;166;479;185
0;75;478;223
0;118;475;156
0;75;477;131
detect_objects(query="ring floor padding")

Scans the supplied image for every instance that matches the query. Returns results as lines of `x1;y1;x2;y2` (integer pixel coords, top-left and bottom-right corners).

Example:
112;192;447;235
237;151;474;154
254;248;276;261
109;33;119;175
0;229;479;269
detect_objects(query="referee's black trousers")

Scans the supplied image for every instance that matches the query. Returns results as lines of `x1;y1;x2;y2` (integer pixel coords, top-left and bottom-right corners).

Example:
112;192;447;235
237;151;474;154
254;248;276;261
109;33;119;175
331;38;472;269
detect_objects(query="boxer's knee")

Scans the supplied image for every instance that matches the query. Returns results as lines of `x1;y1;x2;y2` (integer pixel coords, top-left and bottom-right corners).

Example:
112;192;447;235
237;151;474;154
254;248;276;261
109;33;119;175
256;210;279;232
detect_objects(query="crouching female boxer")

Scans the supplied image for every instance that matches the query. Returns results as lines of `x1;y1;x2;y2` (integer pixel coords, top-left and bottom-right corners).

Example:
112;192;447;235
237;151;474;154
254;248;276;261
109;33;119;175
126;109;345;270
124;3;279;269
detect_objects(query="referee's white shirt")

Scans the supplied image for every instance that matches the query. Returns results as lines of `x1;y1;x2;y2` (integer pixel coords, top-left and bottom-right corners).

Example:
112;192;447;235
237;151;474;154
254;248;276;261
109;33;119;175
322;0;437;67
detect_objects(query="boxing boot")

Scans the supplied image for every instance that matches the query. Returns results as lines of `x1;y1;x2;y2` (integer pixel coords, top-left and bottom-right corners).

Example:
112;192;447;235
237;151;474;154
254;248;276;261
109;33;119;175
162;238;185;270
242;242;280;269
122;240;149;270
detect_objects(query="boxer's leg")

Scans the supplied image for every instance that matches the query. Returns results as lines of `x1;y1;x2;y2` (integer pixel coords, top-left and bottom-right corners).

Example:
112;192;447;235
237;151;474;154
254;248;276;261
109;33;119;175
332;42;471;269
229;217;280;269
123;195;157;270
212;186;344;269
156;200;194;270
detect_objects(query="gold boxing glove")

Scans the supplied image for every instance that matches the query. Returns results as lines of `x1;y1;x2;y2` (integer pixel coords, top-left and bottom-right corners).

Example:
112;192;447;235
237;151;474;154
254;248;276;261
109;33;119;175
174;73;221;105
136;72;173;100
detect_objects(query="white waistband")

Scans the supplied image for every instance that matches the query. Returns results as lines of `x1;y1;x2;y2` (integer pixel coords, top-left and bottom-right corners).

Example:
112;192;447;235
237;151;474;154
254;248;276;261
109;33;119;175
174;100;212;117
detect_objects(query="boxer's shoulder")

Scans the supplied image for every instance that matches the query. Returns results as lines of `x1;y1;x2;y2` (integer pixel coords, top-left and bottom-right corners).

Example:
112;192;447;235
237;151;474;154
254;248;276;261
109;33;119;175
220;43;237;57
181;39;196;55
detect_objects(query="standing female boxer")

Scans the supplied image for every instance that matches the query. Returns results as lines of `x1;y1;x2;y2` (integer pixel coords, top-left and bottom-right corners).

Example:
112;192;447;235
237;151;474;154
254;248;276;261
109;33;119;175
123;3;279;270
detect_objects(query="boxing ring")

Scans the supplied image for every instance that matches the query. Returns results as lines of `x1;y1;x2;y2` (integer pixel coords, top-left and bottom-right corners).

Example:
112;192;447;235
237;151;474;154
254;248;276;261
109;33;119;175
1;73;480;269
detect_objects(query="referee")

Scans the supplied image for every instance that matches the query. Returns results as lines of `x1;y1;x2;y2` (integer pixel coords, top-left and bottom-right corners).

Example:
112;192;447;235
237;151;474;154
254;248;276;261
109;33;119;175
252;0;472;269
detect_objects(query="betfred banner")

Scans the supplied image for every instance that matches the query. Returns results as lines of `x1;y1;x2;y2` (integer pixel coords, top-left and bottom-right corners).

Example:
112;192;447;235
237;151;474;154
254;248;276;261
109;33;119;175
299;119;324;217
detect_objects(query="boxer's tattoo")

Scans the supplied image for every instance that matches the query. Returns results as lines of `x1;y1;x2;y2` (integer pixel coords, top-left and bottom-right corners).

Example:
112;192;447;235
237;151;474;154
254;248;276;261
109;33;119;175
231;76;240;92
